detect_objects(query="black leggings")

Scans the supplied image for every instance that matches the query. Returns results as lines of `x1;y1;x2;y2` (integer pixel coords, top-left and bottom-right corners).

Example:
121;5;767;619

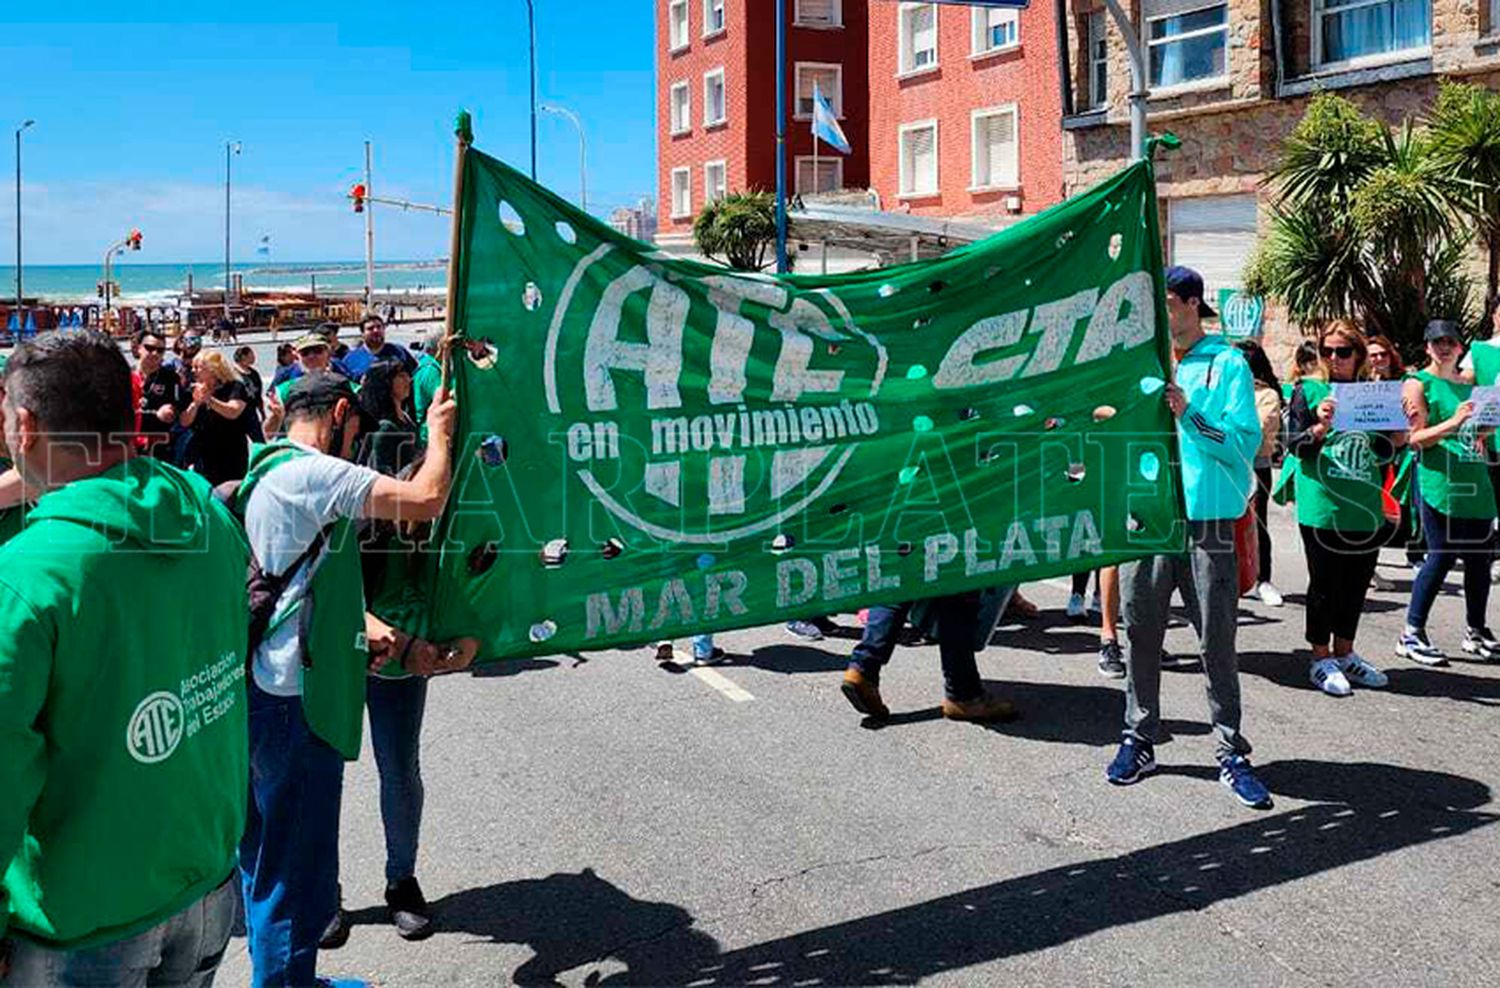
1254;465;1273;581
1300;525;1381;647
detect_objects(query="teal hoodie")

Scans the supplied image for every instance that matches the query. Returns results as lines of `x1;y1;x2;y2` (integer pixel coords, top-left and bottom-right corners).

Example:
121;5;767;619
0;457;249;950
1174;334;1261;521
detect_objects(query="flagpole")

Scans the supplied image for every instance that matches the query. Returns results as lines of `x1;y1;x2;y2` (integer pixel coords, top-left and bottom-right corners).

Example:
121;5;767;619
774;0;788;274
442;111;473;393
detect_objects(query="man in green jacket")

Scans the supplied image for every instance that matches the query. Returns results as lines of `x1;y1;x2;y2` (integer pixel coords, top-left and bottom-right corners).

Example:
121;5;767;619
0;331;249;985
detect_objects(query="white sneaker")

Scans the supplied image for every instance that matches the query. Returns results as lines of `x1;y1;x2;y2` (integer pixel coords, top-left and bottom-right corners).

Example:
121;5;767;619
1255;581;1284;608
1370;571;1396;592
1338;652;1389;688
1066;593;1087;619
1310;657;1352;697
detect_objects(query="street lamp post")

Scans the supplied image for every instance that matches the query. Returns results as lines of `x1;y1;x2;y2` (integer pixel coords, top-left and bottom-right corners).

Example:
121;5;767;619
540;103;587;212
525;0;537;180
14;119;34;321
224;140;241;321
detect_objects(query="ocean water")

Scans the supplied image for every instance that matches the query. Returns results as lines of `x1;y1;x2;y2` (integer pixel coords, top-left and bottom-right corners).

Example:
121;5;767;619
0;261;448;305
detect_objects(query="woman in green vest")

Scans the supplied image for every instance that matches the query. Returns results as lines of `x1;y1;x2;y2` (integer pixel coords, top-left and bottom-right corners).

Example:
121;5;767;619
1284;322;1398;696
1398;320;1499;665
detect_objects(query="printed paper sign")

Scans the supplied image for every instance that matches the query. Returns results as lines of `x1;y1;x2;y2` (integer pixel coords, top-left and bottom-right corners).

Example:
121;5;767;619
1471;386;1500;428
1330;381;1407;432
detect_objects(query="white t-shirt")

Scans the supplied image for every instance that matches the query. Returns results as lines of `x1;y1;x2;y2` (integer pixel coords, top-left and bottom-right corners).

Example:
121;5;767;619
244;443;380;696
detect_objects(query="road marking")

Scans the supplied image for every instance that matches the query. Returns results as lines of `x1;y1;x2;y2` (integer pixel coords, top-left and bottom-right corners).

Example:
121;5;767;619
676;650;755;702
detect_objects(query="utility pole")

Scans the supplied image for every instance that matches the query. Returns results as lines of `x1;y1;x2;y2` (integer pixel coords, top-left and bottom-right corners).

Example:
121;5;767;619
540;103;587;212
774;0;788;273
224;140;242;320
364;140;375;314
14;120;34;320
525;0;537;179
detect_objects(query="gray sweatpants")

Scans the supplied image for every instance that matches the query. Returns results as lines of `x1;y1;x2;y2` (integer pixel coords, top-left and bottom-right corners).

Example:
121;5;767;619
1120;518;1252;760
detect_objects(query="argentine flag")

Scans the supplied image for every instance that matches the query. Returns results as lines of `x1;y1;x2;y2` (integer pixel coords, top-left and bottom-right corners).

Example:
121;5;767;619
811;81;851;155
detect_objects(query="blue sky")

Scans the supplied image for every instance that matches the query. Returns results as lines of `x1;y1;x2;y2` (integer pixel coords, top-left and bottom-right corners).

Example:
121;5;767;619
0;2;656;264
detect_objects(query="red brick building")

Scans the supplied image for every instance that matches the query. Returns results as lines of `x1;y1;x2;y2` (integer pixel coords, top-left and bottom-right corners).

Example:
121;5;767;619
655;0;872;248
865;1;1066;222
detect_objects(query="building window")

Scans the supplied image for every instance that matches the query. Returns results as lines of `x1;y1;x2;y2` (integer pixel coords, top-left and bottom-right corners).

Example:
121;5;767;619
898;3;939;74
704;0;726;37
795;63;843;119
971;106;1019;190
668;0;690;51
1313;0;1431;67
796;0;843;28
1168;194;1259;296
704;160;728;202
1145;1;1229;88
796;156;843;193
669;81;691;135
1088;11;1109;107
671;167;692;219
703;68;727;127
971;6;1019;55
899;120;939;197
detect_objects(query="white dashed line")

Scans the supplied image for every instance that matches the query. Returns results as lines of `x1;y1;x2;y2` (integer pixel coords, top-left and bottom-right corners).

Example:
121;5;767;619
676;650;755;703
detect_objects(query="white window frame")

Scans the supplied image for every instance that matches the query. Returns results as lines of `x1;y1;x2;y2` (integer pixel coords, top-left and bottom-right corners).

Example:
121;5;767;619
1143;1;1230;91
795;0;844;28
1309;0;1433;71
898;119;940;198
668;81;691;135
704;160;728;202
670;167;693;219
1088;10;1109;108
970;104;1020;191
794;62;843;120
704;0;727;38
970;6;1020;57
795;155;844;194
703;67;727;127
668;0;690;52
897;3;940;77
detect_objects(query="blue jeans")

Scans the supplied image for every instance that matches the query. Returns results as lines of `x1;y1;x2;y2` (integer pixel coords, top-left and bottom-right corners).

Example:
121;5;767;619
367;675;429;884
1407;498;1492;630
4;877;236;988
239;682;345;988
848;597;982;702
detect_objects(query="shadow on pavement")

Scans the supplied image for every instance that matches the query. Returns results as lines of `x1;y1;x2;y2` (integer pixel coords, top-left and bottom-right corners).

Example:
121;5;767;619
470;658;563;679
741;643;849;675
345;868;720;985
1382;666;1500;705
558;761;1491;985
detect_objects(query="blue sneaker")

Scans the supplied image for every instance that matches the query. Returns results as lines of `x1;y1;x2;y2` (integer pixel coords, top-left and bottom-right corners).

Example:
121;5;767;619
1218;754;1273;809
1106;737;1156;785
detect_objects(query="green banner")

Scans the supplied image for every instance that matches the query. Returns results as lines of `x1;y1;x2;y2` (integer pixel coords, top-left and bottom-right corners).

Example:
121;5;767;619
420;147;1185;659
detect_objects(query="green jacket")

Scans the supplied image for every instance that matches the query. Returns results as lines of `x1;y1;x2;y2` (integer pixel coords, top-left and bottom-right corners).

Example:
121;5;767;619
413;352;442;445
0;458;249;949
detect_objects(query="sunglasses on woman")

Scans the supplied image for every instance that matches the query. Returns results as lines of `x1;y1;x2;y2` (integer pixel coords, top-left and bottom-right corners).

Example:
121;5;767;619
1321;345;1356;359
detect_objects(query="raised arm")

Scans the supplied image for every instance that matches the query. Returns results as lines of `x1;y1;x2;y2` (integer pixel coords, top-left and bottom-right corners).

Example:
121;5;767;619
363;388;457;523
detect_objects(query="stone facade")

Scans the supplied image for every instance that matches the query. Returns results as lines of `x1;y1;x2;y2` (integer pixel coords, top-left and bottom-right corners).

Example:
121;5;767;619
1062;0;1500;365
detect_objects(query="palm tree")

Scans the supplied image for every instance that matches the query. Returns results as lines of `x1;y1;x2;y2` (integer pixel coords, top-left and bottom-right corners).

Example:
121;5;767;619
1427;81;1500;330
693;191;777;272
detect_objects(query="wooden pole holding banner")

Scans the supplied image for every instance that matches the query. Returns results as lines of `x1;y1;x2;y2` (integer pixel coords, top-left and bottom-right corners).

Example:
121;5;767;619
440;111;473;394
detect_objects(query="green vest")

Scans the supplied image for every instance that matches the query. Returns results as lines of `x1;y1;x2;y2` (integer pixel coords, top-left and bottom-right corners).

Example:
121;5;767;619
238;441;370;759
1469;341;1500;388
1290;379;1388;532
1414;370;1496;521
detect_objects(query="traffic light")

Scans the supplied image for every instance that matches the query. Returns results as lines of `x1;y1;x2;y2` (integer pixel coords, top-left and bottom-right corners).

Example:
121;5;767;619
351;183;366;213
127;230;143;250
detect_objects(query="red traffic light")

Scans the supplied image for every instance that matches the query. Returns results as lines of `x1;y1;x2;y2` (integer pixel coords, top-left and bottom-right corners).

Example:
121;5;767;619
127;230;143;250
350;183;366;213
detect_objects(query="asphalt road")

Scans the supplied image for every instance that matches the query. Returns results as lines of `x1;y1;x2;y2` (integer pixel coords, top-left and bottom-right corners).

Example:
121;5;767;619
210;488;1500;987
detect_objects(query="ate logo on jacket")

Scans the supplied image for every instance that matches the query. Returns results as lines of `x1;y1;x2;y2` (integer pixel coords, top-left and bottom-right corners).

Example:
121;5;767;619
126;650;245;764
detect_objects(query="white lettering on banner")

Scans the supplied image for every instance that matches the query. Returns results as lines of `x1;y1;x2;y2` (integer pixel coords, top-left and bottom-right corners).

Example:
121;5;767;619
583;266;688;412
576;514;1107;641
932;272;1155;390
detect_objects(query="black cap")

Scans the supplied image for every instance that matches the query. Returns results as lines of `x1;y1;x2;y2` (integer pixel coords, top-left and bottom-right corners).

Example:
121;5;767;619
1165;265;1217;319
1424;319;1463;343
282;370;357;416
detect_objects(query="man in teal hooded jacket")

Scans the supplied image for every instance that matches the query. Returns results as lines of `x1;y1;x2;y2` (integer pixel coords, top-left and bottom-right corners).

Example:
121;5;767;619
0;331;249;985
1104;268;1274;811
